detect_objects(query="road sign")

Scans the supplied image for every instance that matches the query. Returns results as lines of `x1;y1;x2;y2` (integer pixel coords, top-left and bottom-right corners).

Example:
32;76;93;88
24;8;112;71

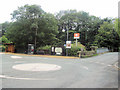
66;41;71;48
74;33;80;39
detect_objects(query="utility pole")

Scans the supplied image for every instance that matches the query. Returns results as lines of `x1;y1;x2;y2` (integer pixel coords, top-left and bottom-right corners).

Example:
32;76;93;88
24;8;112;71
34;27;37;51
66;27;69;56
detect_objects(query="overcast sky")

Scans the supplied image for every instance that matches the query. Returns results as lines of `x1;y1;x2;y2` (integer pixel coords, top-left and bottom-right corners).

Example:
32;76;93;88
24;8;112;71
0;0;119;23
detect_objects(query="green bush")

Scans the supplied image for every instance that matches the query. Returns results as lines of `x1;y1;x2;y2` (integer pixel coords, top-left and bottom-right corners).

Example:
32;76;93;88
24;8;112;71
0;45;5;52
81;53;98;58
68;42;85;56
38;45;51;50
37;45;51;54
0;36;11;52
0;35;11;43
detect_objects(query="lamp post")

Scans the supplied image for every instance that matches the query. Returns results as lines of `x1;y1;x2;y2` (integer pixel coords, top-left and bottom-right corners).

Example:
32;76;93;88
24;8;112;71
62;27;69;56
62;22;77;56
34;15;38;54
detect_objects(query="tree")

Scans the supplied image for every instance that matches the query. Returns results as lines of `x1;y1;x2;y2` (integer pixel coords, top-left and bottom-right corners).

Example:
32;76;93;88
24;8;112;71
0;35;11;43
95;21;120;51
0;22;11;35
6;4;58;52
114;18;120;37
56;10;102;49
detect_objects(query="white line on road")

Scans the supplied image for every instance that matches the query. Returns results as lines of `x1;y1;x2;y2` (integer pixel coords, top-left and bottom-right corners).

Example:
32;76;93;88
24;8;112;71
0;75;54;80
0;53;4;54
114;62;120;69
14;61;25;63
11;56;22;59
83;66;89;70
107;65;112;67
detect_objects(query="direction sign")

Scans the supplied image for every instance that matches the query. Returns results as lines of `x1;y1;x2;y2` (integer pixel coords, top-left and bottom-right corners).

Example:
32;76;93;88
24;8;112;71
74;33;80;39
66;41;71;48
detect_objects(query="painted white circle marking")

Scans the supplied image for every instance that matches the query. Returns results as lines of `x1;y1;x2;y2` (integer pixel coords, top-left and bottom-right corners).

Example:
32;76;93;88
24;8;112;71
0;53;4;54
11;56;22;59
12;63;61;71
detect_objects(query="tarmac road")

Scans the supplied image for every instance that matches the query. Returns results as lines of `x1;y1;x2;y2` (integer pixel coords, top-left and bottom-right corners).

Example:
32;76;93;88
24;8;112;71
0;52;119;88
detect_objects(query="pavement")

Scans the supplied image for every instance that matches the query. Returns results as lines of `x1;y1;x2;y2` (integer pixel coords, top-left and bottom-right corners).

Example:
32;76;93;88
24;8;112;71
0;52;119;88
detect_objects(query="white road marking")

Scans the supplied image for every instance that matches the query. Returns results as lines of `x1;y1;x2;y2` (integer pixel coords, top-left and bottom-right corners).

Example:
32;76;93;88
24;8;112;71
11;56;22;59
14;61;25;63
83;66;88;70
114;62;120;69
0;53;4;54
12;63;61;71
0;75;54;80
107;65;112;67
85;60;113;68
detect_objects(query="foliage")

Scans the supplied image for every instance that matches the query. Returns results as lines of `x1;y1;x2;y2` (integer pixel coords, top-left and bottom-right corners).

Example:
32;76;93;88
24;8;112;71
0;35;11;43
68;42;85;56
81;53;98;58
37;45;51;50
6;4;58;52
114;18;120;37
0;22;11;35
94;21;120;51
37;45;51;54
0;45;5;52
0;36;11;52
56;10;102;49
2;5;120;54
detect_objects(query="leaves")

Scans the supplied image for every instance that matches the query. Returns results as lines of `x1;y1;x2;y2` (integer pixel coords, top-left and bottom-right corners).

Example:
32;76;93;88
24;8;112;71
114;18;120;37
0;35;11;43
94;21;120;51
6;4;58;51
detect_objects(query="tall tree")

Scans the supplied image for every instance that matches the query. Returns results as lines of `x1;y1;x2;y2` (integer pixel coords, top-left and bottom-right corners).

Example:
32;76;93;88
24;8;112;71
0;22;10;35
114;18;120;37
6;4;58;52
95;21;120;51
56;10;102;49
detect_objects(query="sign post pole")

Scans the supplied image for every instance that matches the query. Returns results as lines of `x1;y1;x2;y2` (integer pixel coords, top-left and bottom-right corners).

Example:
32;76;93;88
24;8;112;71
76;39;77;46
66;41;71;56
74;33;80;47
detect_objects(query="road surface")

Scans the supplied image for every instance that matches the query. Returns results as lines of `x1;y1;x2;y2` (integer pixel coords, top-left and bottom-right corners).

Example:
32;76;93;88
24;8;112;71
0;52;119;88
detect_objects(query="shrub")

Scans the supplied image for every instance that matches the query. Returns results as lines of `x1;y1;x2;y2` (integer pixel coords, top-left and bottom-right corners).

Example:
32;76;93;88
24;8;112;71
68;42;85;56
0;35;11;43
0;45;5;52
37;45;51;54
0;36;11;52
38;45;51;50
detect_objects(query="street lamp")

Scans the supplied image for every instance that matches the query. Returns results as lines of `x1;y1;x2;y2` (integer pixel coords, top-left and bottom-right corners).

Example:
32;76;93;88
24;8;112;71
62;28;69;56
62;29;65;32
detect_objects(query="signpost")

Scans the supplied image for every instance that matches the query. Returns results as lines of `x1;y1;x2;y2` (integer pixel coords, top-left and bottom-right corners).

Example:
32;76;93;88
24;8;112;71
66;41;71;48
55;47;63;55
74;33;80;46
